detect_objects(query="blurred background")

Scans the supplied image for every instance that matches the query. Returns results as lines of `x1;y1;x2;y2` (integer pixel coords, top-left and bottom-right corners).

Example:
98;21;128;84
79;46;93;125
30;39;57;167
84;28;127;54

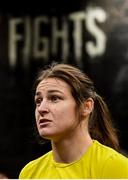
0;0;128;178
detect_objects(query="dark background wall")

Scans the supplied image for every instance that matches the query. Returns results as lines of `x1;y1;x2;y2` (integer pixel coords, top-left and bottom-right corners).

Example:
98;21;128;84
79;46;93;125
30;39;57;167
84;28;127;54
0;0;128;178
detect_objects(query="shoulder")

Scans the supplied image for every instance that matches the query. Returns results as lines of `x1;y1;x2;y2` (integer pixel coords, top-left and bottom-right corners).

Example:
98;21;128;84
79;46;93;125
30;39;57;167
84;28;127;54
93;140;127;158
19;151;52;179
93;140;128;178
25;150;52;168
102;152;128;178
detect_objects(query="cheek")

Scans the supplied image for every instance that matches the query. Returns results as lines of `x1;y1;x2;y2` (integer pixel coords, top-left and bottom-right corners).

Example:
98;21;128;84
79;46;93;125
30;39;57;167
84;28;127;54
52;106;68;121
35;109;39;121
60;103;77;118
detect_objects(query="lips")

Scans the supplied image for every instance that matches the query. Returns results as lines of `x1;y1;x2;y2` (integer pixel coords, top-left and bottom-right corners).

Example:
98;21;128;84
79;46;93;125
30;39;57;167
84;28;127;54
39;119;51;126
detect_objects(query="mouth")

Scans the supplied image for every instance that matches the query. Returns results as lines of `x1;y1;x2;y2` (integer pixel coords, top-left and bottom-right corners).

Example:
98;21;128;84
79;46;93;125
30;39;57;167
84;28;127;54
39;119;51;127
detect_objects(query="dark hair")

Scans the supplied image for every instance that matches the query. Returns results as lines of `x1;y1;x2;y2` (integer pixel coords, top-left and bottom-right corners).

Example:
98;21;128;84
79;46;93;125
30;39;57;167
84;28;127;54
34;63;120;151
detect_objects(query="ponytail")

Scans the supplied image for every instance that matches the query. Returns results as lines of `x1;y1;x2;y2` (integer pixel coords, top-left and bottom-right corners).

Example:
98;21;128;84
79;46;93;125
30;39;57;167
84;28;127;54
89;93;120;151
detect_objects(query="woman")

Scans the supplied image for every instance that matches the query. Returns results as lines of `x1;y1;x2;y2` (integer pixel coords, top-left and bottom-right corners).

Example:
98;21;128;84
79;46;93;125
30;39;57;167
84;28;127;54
19;63;128;178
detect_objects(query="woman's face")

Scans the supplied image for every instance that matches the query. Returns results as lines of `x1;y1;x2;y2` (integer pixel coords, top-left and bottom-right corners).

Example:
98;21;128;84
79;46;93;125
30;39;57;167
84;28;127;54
35;77;79;141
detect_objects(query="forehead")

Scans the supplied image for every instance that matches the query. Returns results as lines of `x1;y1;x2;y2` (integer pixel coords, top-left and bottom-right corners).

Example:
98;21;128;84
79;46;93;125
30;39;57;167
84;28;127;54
36;78;71;93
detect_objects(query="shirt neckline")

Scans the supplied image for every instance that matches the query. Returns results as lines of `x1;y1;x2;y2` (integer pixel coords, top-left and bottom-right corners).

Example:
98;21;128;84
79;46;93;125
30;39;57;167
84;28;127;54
51;140;96;168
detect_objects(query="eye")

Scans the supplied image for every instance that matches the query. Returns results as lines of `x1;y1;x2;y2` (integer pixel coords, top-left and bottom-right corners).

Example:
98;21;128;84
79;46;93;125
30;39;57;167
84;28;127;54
35;97;42;106
50;95;61;103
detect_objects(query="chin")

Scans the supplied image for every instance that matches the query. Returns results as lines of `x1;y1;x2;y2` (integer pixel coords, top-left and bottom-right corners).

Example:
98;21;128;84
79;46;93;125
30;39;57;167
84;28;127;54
39;132;61;142
39;130;54;140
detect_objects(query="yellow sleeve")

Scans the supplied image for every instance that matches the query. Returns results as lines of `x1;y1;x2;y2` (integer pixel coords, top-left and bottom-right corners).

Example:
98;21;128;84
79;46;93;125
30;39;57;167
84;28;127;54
19;166;29;179
101;154;128;178
18;161;35;179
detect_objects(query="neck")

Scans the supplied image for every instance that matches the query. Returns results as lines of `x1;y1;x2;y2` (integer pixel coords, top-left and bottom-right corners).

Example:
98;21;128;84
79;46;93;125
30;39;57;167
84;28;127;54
51;125;93;163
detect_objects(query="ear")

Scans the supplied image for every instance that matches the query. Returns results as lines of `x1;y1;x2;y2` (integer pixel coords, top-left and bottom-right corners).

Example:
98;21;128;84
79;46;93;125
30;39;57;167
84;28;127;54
82;98;94;116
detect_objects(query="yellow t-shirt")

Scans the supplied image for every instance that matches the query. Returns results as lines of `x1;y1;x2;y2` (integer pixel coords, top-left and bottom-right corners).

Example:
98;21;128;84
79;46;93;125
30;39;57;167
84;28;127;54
19;140;128;179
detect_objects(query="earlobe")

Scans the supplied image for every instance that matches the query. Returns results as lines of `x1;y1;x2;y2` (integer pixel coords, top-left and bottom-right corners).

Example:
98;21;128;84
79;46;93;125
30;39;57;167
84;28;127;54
82;108;90;116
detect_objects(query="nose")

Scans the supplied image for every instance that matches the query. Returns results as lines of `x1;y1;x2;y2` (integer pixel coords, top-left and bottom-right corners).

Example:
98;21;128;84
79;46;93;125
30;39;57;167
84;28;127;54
37;100;49;115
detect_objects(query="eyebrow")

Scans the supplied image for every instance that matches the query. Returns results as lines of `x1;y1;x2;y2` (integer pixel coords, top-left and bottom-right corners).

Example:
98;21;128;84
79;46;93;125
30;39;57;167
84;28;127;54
35;90;64;96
